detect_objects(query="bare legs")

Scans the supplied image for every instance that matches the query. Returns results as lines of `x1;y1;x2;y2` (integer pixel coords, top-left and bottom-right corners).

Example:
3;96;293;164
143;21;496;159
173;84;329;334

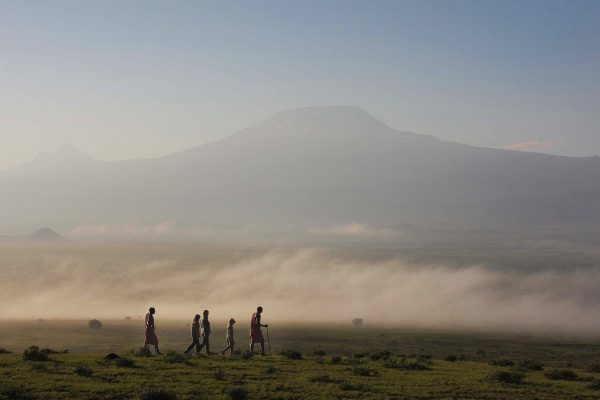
221;338;235;355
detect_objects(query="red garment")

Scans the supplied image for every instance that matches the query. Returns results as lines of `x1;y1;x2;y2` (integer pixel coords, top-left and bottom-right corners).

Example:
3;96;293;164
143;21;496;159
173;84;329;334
144;313;159;346
250;312;263;342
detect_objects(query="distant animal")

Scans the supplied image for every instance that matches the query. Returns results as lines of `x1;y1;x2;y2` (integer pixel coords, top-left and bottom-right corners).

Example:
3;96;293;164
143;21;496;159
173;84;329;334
88;319;103;330
352;318;364;327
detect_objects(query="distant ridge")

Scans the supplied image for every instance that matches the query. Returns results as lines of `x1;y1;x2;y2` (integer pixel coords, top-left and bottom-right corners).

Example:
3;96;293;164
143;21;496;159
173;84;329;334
0;228;68;243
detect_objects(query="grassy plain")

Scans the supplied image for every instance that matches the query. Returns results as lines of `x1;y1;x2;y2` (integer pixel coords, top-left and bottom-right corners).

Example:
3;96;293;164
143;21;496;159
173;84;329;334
2;321;600;399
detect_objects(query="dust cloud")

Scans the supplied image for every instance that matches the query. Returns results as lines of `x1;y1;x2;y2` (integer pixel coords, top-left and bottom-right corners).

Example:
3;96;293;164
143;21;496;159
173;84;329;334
1;245;599;333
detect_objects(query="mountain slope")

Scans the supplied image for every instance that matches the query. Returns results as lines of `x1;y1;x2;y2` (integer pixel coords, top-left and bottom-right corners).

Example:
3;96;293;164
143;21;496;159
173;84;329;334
1;106;599;241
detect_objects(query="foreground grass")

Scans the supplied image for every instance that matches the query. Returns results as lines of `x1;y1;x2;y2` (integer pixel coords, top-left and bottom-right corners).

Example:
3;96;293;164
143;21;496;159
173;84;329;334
2;350;600;400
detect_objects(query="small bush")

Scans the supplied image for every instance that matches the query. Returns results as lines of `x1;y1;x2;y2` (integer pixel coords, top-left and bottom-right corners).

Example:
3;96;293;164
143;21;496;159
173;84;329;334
104;353;120;360
445;355;458;362
0;348;12;354
383;358;429;370
133;347;154;357
225;387;247;400
74;366;93;377
40;348;66;355
588;364;600;373
589;379;600;390
280;349;302;360
213;368;226;381
544;369;579;381
116;357;136;368
488;371;524;384
352;366;374;377
139;387;176;400
331;356;342;364
88;319;103;330
513;360;544;372
489;359;514;367
0;383;34;400
370;350;391;361
164;351;188;364
23;346;48;362
338;382;364;391
309;374;336;383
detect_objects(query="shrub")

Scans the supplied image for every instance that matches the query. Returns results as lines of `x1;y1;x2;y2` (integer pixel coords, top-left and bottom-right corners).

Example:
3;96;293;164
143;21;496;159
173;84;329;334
309;374;336;383
338;382;364;391
352;366;374;377
489;359;514;367
104;353;120;360
23;346;48;362
0;383;34;400
331;356;342;364
513;360;544;372
280;349;302;360
370;350;391;361
88;319;103;330
588;364;600;373
116;357;136;368
139;387;176;400
383;358;429;370
0;348;12;354
225;387;247;400
445;355;457;362
213;368;226;381
40;348;65;355
544;369;579;381
74;366;93;377
164;351;188;364
589;379;600;390
488;371;524;384
133;347;154;357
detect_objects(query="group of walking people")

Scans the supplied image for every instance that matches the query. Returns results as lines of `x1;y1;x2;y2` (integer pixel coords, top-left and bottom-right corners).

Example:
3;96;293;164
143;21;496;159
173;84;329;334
144;306;269;356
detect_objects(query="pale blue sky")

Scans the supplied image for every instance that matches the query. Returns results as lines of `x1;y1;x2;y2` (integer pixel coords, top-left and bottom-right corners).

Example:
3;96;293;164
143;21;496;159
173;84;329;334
1;0;599;168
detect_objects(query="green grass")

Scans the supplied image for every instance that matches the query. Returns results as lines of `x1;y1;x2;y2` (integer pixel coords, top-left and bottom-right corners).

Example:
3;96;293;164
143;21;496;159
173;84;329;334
2;322;600;399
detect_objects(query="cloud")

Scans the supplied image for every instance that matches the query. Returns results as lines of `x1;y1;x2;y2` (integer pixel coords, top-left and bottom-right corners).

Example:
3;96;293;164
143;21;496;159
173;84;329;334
309;223;399;240
503;141;556;152
4;247;600;333
68;221;176;239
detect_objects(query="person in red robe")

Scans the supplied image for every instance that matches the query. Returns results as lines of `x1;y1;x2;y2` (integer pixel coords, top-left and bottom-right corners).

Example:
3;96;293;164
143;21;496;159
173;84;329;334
250;306;268;355
144;307;162;355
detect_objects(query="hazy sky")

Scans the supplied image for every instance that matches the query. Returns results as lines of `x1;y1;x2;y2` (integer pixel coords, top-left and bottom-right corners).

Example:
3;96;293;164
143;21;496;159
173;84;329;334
1;0;599;169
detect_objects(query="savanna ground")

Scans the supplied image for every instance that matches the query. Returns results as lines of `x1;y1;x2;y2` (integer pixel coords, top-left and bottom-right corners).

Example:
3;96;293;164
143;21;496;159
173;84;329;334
2;320;600;399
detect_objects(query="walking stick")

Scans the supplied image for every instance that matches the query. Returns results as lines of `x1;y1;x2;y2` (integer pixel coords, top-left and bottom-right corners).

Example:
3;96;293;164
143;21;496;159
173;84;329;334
266;326;271;356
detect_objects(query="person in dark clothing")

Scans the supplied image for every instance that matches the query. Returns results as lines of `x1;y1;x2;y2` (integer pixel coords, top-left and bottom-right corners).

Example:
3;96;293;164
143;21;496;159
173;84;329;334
184;314;201;354
221;318;236;355
197;309;211;355
144;307;161;355
250;306;268;356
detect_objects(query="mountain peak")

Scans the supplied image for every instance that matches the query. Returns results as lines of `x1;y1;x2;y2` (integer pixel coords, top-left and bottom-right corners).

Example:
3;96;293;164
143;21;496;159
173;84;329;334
230;106;396;144
261;105;389;130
